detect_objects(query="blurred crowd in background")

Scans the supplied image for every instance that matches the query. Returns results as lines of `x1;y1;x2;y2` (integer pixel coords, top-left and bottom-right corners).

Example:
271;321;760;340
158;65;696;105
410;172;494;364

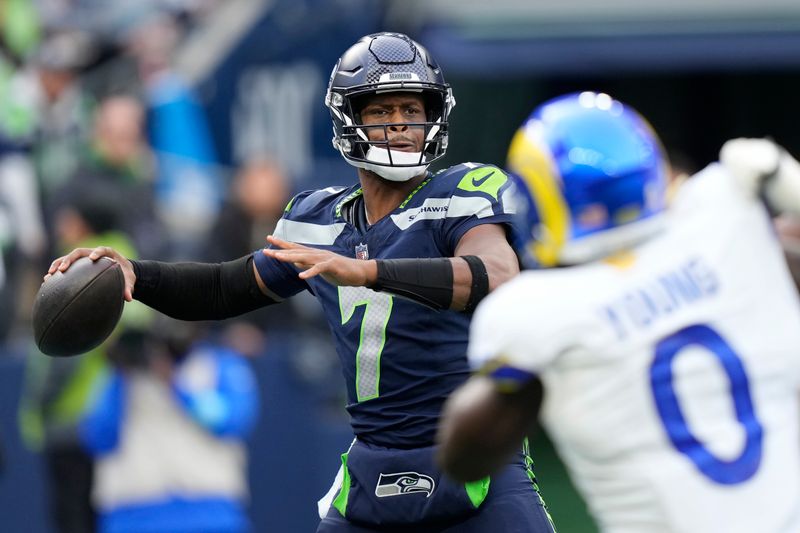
0;2;347;532
0;0;296;343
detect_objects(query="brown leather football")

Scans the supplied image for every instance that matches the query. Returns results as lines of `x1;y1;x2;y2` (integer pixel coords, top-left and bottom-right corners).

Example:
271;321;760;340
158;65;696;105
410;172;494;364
32;256;125;357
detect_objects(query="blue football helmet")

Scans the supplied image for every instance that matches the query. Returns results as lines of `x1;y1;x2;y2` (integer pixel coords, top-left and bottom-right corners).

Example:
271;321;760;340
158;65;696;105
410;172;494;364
325;32;455;182
507;92;668;267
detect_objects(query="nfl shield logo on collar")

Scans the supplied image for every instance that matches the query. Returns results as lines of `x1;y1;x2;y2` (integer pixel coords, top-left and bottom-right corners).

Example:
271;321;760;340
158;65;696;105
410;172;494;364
355;243;369;260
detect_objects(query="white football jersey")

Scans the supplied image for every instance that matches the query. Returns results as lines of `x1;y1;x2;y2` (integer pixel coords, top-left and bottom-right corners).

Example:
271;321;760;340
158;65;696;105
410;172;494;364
470;163;800;533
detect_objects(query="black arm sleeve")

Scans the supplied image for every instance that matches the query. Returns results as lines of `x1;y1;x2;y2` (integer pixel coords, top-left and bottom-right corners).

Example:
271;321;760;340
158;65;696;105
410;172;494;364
460;255;490;314
370;258;454;310
130;255;278;320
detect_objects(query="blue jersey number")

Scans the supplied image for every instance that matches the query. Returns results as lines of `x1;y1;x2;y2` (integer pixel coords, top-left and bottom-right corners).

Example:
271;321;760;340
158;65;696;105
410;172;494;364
649;324;763;485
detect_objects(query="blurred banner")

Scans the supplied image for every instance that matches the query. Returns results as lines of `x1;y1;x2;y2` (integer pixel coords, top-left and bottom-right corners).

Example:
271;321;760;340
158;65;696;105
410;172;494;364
396;0;800;75
199;0;385;190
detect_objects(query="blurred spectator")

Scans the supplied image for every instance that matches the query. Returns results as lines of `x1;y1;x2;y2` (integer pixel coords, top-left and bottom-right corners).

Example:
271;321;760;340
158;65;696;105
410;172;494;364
49;94;162;258
0;151;45;345
0;196;18;341
0;150;48;345
81;320;259;533
31;29;98;199
18;195;139;533
204;157;287;354
0;0;40;62
0;0;48;340
206;157;331;362
0;0;40;144
207;157;290;262
126;11;223;260
30;5;233;261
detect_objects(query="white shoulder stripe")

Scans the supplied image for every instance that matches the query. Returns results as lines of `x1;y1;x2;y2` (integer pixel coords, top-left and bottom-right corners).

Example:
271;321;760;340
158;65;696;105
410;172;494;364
448;195;495;219
390;195;499;230
274;219;345;245
501;185;519;215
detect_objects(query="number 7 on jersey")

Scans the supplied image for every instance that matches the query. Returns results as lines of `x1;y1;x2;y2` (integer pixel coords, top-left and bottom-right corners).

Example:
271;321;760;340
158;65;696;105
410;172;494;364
339;287;394;402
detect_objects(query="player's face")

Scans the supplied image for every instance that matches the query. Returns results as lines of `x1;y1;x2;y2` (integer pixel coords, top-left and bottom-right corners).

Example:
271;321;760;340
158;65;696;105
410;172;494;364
359;93;427;153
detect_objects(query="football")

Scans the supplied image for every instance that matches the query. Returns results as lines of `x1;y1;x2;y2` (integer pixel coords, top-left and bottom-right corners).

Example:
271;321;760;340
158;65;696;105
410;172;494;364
32;256;125;357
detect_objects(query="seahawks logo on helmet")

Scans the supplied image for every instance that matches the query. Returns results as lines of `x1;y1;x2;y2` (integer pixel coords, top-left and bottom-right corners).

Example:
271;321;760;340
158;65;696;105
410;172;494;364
375;472;435;498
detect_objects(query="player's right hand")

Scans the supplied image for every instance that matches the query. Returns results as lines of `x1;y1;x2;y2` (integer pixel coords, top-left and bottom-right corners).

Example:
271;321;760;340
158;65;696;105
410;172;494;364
263;235;378;287
46;246;136;302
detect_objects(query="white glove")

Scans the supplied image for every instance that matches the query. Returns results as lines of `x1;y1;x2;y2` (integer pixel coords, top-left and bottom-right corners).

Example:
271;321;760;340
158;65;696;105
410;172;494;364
720;138;800;215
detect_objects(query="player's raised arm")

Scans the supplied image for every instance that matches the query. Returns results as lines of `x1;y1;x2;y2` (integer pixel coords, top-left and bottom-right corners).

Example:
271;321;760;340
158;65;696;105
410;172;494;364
721;139;800;290
130;254;281;320
47;246;280;320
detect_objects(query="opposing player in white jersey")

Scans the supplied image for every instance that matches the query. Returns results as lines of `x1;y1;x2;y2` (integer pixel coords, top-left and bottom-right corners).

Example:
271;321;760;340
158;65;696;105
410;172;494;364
437;91;800;533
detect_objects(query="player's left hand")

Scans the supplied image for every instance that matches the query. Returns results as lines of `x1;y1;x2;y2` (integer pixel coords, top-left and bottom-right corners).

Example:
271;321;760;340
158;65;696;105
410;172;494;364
263;235;377;287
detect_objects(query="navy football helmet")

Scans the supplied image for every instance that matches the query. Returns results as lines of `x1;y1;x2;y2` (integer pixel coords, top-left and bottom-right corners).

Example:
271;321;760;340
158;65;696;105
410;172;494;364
325;32;455;181
507;92;669;267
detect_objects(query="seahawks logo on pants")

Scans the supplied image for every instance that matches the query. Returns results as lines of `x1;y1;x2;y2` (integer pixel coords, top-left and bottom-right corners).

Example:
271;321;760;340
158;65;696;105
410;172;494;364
375;472;435;498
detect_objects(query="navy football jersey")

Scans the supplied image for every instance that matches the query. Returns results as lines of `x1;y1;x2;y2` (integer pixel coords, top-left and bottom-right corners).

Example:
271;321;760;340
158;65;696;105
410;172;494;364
254;163;516;448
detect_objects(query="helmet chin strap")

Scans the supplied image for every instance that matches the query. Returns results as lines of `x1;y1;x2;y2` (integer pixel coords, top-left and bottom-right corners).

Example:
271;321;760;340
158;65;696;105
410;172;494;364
346;146;429;182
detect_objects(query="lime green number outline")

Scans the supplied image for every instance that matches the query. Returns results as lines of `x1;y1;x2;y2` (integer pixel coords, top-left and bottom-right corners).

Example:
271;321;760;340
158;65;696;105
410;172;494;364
338;287;394;402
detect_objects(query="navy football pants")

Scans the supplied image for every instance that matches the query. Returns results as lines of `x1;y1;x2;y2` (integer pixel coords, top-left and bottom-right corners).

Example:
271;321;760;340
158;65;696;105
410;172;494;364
317;459;555;533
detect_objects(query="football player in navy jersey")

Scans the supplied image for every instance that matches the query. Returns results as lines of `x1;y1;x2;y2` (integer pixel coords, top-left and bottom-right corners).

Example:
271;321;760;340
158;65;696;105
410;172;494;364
46;33;555;532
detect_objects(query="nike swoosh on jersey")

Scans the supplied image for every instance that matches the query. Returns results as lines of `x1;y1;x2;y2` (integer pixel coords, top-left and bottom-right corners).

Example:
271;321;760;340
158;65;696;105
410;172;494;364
471;170;496;187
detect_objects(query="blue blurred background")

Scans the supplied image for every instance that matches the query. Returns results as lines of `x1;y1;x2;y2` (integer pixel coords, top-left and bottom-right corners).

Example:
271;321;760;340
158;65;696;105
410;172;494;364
1;0;800;531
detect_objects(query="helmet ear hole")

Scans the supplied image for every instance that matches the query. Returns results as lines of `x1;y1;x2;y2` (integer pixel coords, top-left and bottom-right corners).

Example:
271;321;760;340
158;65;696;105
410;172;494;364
422;91;441;122
350;94;370;124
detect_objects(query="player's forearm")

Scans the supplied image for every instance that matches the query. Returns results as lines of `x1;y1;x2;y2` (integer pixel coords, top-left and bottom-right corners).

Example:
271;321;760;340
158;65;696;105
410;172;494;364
370;258;454;310
369;255;514;313
131;255;277;320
